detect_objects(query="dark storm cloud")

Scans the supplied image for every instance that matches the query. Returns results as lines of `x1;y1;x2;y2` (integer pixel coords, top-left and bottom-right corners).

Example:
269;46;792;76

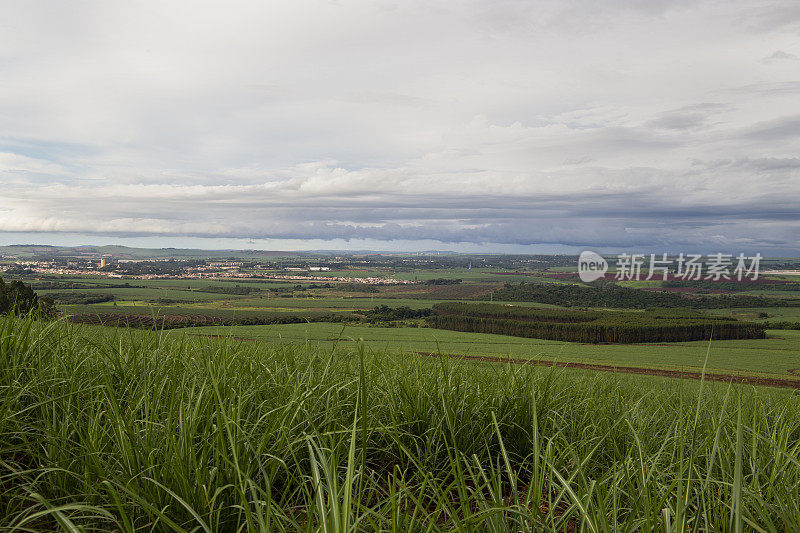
742;1;800;33
742;115;800;141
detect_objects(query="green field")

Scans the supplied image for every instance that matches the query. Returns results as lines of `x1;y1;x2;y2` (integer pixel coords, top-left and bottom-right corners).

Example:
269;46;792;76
20;269;799;390
707;306;800;321
180;322;800;379
42;286;236;302
392;267;541;283
12;270;800;385
60;291;564;319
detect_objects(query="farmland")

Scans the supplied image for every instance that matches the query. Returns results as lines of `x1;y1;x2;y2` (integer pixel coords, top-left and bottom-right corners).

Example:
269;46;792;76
3;251;800;386
4;250;800;528
180;322;800;380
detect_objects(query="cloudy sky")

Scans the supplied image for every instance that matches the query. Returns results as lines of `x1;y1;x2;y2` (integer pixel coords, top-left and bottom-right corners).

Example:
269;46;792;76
1;0;799;254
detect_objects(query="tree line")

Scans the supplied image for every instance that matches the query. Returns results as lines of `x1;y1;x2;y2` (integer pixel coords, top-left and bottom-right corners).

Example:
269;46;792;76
427;302;765;343
47;292;115;305
360;305;432;323
487;282;800;309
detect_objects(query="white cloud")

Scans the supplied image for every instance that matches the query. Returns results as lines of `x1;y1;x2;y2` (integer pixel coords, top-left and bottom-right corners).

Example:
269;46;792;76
0;0;799;252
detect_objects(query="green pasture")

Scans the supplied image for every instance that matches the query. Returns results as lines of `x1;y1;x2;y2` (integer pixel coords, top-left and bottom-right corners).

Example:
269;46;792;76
706;307;800;322
187;296;566;312
739;289;800;297
179;322;800;379
61;303;351;320
39;286;233;302
130;278;299;290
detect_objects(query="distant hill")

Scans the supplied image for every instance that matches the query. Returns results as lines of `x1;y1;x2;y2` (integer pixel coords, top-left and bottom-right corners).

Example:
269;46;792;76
0;244;464;260
0;244;296;260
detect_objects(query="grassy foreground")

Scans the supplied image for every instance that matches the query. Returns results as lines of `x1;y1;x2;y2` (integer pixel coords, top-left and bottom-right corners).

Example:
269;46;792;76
2;316;800;531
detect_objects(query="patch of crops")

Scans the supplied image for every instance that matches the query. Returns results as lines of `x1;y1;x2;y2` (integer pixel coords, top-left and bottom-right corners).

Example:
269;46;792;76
430;302;765;343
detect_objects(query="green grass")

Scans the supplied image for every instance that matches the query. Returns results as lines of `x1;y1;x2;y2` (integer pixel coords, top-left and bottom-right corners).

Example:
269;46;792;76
182;322;800;378
707;307;800;322
388;267;570;284
40;287;237;302
2;314;800;530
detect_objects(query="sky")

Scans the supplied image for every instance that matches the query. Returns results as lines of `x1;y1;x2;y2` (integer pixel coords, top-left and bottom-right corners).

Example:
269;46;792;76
1;0;799;254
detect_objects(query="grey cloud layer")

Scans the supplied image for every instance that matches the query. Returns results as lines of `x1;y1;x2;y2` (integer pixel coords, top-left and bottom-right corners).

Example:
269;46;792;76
1;0;799;252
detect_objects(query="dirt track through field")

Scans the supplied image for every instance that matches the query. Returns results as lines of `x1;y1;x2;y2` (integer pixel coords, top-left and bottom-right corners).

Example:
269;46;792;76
413;352;800;389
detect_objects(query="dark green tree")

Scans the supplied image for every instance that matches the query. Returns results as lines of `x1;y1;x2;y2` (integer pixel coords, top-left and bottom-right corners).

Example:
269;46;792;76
0;276;56;317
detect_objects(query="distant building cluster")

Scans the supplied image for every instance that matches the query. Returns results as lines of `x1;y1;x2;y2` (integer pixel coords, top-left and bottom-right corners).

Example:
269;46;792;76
259;274;412;284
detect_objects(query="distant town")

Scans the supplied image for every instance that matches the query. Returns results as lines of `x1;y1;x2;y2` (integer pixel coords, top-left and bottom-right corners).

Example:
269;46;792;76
2;246;799;286
0;256;419;284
